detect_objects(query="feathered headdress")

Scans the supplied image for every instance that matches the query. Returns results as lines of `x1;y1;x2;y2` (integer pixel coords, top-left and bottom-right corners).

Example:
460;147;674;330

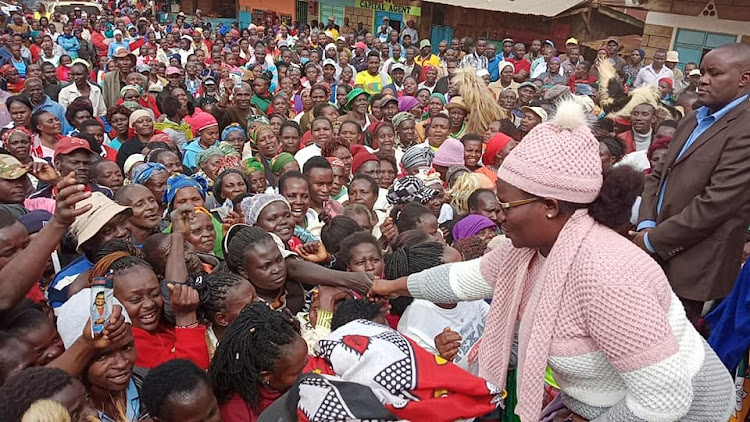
452;67;508;134
598;59;661;119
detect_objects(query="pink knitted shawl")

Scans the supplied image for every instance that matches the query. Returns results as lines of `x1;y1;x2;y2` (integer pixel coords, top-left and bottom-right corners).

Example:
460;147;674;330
479;209;596;421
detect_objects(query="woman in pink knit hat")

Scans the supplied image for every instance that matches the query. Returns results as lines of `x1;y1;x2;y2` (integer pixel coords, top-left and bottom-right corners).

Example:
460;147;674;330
371;100;734;421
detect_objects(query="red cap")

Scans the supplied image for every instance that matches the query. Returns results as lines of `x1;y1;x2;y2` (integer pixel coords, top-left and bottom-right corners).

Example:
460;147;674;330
354;42;367;50
191;112;219;133
351;148;380;173
54;136;94;159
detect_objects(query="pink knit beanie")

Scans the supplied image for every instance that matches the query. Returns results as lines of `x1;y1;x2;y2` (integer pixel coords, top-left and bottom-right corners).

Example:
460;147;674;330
497;100;602;203
432;137;465;167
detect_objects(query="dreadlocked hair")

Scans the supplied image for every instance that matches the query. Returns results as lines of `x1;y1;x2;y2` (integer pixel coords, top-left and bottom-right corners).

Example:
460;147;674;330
199;272;250;323
451;67;508;134
225;226;275;275
209;302;298;408
331;299;382;330
334;232;380;271
0;367;75;421
385;241;445;280
142;359;211;420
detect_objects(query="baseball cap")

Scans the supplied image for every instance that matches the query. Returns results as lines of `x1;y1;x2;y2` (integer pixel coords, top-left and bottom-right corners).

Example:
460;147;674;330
54;137;94;160
70;192;132;251
136;64;151;73
502;38;514;44
521;106;549;123
0;154;27;180
390;63;405;72
165;66;181;76
543;39;555;48
322;59;336;68
666;50;679;62
518;81;539;92
606;37;619;45
419;39;431;49
277;40;289;49
355;42;367;50
688;69;701;77
380;95;398;107
566;37;578;45
18;210;53;234
337;36;346;42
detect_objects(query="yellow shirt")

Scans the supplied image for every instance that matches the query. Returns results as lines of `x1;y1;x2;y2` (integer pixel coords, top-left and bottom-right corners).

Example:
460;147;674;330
415;54;441;69
355;71;390;95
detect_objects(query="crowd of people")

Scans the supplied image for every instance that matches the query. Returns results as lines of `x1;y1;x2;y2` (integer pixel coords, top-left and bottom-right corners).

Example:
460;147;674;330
0;1;747;421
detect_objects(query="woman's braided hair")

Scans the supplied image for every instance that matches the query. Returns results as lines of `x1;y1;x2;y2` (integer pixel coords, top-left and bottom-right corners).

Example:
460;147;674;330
385;241;446;317
209;302;298;408
199;271;249;323
225;226;275;275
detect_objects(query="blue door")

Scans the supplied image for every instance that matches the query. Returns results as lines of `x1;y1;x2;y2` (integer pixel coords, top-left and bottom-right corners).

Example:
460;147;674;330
430;25;453;54
375;11;403;33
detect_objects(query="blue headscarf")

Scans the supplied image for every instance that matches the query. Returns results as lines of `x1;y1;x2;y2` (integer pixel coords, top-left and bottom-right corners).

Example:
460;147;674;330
221;123;246;142
163;174;209;209
131;162;168;185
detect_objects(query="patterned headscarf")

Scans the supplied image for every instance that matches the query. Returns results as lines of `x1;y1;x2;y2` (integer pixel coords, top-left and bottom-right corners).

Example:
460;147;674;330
242;156;265;175
240;193;290;225
400;145;435;171
196;146;224;167
392;111;415;129
120;84;143;98
1;126;31;147
217;141;241;157
270;152;296;174
215;155;242;176
163;173;208;208
326;157;346;171
131;162;168;185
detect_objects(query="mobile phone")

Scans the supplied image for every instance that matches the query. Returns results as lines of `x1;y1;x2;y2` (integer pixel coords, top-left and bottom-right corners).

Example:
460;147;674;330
90;274;114;336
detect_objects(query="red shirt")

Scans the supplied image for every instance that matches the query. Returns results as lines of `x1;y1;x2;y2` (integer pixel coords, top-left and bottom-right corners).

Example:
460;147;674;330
507;57;531;75
567;74;598;91
131;323;210;370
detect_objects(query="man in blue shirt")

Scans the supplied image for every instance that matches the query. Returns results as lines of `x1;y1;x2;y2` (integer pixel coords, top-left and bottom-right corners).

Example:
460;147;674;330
634;43;750;325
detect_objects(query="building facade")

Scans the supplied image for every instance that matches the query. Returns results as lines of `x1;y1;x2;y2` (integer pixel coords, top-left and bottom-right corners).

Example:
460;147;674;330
312;0;421;34
641;0;750;68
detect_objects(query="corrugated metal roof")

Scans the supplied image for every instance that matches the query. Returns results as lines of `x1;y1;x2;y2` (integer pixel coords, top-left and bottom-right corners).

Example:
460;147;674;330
425;0;588;17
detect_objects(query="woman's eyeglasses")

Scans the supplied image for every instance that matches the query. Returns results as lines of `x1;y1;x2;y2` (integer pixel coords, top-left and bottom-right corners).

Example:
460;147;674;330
498;197;541;212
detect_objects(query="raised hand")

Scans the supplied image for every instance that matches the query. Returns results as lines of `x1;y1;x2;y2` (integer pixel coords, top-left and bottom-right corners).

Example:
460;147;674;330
54;172;92;226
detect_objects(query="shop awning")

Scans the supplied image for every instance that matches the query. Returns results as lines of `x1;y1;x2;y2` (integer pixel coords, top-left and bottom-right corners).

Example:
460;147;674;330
424;0;588;17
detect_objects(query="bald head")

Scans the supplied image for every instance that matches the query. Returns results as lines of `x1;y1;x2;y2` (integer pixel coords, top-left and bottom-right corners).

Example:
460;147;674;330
697;43;750;112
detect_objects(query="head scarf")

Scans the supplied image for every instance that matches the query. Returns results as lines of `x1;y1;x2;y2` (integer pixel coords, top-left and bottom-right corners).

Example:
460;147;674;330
397;96;420;113
1;126;31;146
221;123;246;142
451;214;497;242
242;156;265;175
658;77;673;90
270;153;296;174
131;162;167;185
634;48;645;59
124;154;145;176
120;84;143;98
217;141;241;157
0;64;16;77
163;173;208;207
214;155;242;176
483;133;513;166
326;157;346;171
148;133;173;145
429;92;446;105
196;146;224;167
392;111;415;129
240;193;290;225
129;109;152;128
387;175;439;205
401;145;434;171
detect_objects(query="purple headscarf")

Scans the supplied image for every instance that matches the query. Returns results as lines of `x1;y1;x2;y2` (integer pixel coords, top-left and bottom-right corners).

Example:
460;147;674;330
452;215;498;242
398;96;420;113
